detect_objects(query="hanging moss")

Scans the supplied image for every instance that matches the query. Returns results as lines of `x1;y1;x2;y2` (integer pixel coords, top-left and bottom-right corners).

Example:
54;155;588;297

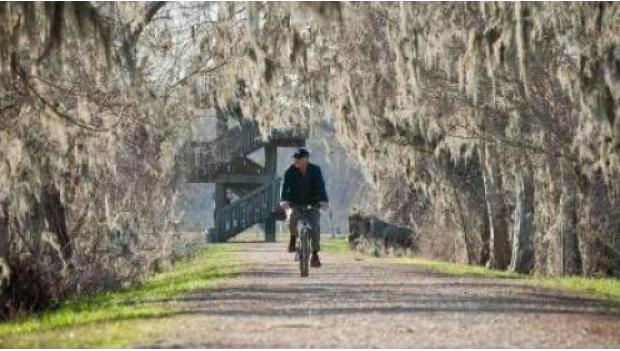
201;2;620;276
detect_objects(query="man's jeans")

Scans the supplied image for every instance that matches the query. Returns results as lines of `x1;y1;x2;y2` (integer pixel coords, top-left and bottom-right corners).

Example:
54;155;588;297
289;207;321;252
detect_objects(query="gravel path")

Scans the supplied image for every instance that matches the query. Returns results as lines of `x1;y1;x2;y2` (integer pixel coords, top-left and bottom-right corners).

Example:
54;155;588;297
146;242;620;348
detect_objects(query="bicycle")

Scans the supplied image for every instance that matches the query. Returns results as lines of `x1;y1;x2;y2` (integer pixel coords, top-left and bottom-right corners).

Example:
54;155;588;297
288;204;319;277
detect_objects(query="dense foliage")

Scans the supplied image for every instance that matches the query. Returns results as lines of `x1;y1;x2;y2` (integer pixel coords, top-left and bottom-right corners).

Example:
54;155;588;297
0;2;198;317
205;3;620;276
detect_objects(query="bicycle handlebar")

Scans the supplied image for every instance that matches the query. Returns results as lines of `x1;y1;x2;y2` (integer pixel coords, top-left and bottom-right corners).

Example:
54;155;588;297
290;204;321;210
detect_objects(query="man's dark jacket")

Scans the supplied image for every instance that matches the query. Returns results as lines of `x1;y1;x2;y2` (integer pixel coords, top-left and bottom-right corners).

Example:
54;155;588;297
281;163;328;206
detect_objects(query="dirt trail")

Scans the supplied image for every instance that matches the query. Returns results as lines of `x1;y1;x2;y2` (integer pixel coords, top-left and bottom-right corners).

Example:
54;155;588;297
145;242;620;348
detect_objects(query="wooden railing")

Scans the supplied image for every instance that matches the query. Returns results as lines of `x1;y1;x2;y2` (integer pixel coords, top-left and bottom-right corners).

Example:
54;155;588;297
189;157;265;182
210;177;281;242
190;122;261;163
185;122;305;182
268;126;308;144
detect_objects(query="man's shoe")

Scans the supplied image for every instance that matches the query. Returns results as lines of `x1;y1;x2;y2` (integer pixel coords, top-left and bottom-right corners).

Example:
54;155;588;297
288;236;296;253
311;252;321;268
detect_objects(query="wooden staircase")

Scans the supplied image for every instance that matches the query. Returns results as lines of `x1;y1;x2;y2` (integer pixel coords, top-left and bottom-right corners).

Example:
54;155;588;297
184;109;305;242
211;178;281;242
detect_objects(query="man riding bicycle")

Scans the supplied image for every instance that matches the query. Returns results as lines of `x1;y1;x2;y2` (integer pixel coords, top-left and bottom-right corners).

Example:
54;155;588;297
280;147;329;268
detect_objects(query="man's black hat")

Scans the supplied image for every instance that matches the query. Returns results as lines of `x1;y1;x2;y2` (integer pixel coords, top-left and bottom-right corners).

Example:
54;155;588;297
292;147;311;159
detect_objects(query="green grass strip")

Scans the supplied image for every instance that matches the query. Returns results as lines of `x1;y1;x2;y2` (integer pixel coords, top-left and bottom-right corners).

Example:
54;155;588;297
0;243;242;347
325;237;620;304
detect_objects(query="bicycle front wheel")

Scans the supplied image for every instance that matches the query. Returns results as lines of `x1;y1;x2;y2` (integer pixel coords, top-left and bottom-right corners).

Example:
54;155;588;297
299;231;310;277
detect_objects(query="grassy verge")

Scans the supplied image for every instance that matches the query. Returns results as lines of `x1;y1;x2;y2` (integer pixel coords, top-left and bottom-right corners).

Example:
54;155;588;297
322;236;351;254
0;243;242;348
324;237;620;304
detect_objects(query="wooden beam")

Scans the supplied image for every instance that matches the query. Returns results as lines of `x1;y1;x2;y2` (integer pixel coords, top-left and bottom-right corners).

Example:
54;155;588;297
263;144;277;243
267;138;306;147
187;175;273;184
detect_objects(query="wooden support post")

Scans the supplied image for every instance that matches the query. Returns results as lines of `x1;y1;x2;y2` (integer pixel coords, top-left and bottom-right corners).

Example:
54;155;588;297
213;110;229;242
264;144;277;174
264;219;276;243
264;143;277;242
213;184;228;241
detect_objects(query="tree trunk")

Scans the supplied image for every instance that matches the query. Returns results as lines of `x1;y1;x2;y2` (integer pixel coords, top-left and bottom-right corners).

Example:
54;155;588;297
453;199;471;264
482;144;511;269
510;163;535;273
559;171;581;275
25;192;44;256
579;172;604;275
448;182;472;264
0;201;10;316
41;184;72;262
0;201;8;262
0;200;10;288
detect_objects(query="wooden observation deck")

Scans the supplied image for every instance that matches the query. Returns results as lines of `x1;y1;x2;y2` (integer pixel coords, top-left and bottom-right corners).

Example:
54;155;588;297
184;108;306;242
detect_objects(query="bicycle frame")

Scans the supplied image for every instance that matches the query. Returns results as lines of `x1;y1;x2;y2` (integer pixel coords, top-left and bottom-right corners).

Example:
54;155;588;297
289;205;318;277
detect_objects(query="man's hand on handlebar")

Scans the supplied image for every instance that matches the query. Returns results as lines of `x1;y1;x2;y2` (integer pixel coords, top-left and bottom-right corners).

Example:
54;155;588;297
281;201;328;211
280;201;291;211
